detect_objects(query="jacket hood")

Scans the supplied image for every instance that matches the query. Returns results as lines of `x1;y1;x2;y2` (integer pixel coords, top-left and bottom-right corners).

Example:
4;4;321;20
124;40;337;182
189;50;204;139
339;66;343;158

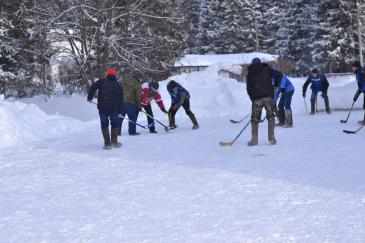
106;75;117;82
248;63;267;74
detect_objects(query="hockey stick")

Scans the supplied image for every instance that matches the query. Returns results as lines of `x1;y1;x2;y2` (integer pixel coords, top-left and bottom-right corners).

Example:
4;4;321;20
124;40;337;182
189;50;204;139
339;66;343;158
89;101;151;129
219;120;251;146
343;124;365;134
219;117;266;147
230;114;251;124
340;101;356;123
304;97;308;113
140;110;169;132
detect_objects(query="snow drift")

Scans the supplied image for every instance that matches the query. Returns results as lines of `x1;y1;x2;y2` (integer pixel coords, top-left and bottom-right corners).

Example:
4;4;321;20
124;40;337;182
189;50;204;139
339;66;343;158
2;63;361;148
0;95;85;148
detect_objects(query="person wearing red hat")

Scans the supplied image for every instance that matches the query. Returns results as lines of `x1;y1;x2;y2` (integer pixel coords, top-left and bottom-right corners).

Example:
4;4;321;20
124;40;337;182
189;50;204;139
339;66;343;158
87;69;124;150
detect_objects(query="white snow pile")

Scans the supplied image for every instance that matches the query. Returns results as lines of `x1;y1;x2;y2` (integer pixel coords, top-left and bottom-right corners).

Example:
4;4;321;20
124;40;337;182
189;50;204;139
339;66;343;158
174;52;278;67
0;95;85;148
158;63;251;118
3;62;360;148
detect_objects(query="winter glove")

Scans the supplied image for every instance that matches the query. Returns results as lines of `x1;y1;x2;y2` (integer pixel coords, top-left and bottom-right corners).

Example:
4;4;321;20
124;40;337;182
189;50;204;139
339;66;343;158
137;106;142;112
354;89;361;102
161;108;168;114
302;92;306;98
321;92;327;98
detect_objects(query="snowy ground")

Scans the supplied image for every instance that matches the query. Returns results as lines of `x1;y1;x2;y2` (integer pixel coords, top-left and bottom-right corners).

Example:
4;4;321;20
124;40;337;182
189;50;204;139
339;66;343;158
1;111;365;242
1;67;365;242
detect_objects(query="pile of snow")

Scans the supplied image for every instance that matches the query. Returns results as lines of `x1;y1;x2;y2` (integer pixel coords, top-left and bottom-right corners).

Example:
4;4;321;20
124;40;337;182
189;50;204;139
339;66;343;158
157;63;251;118
20;94;97;121
174;52;278;67
0;95;85;148
14;65;360;124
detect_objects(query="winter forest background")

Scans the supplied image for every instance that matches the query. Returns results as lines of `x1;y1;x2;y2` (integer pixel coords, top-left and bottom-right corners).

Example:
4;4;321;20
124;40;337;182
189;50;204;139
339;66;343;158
1;0;365;97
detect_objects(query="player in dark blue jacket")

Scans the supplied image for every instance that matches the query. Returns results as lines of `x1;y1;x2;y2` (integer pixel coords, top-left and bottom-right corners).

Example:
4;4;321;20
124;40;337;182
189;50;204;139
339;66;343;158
167;80;199;129
302;68;331;114
352;61;365;124
274;74;295;127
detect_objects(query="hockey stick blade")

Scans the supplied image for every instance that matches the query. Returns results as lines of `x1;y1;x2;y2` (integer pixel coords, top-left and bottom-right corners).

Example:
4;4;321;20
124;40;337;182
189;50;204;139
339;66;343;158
219;141;234;146
343;130;356;134
343;124;365;134
340;119;347;124
230;119;242;124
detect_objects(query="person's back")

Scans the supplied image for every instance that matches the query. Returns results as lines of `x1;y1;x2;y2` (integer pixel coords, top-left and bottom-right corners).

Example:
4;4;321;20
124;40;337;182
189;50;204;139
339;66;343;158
246;58;282;146
87;69;123;149
92;75;123;113
121;75;141;105
118;71;142;136
247;63;280;101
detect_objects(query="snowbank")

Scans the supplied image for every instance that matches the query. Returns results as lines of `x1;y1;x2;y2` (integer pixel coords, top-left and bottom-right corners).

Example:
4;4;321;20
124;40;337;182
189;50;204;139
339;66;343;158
20;94;97;121
175;52;278;67
0;96;85;148
2;63;359;148
13;64;360;123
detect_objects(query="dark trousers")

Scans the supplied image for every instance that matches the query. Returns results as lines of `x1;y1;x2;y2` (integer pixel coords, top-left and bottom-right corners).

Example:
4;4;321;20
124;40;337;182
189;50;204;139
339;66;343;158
143;105;155;132
310;91;330;111
278;91;294;111
168;99;193;126
119;102;139;135
169;99;191;115
99;111;119;129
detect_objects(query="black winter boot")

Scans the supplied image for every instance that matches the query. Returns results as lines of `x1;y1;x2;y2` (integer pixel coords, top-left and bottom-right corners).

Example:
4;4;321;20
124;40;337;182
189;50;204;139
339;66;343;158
276;109;285;126
168;111;176;129
111;128;122;148
283;109;293;128
310;102;315;115
188;112;199;129
324;96;331;114
101;128;112;150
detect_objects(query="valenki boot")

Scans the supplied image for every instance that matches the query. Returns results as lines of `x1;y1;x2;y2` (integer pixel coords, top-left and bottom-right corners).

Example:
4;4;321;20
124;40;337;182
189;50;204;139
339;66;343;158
111;128;122;148
283;109;293;128
188;112;199;129
247;122;259;146
276;109;285;126
268;118;276;145
101;128;112;150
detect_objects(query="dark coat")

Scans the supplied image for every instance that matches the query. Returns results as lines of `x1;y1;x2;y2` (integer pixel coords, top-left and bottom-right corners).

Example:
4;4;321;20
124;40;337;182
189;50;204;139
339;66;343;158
87;76;124;113
246;63;282;101
355;67;365;92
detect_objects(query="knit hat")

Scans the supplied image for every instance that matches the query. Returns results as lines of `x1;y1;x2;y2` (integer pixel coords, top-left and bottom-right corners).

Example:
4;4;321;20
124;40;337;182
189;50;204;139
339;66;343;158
167;80;177;90
252;58;261;64
106;69;117;77
352;61;361;68
311;68;319;74
149;81;159;90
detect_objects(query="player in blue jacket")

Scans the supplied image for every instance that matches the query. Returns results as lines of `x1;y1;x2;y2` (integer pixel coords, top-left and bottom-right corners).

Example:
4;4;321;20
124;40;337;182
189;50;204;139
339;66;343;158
302;68;331;114
352;61;365;124
167;80;199;130
274;74;295;127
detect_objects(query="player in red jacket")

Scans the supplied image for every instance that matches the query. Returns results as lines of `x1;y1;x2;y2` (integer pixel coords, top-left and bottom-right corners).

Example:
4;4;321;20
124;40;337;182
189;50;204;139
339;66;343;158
141;81;168;133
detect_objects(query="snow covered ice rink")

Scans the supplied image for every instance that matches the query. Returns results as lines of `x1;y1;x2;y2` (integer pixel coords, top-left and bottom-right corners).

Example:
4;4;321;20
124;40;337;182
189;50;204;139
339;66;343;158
1;67;365;242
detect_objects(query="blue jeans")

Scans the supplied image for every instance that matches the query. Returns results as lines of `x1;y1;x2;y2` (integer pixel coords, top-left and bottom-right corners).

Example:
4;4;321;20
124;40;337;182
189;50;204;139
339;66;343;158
119;102;139;135
278;90;294;111
99;111;119;129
